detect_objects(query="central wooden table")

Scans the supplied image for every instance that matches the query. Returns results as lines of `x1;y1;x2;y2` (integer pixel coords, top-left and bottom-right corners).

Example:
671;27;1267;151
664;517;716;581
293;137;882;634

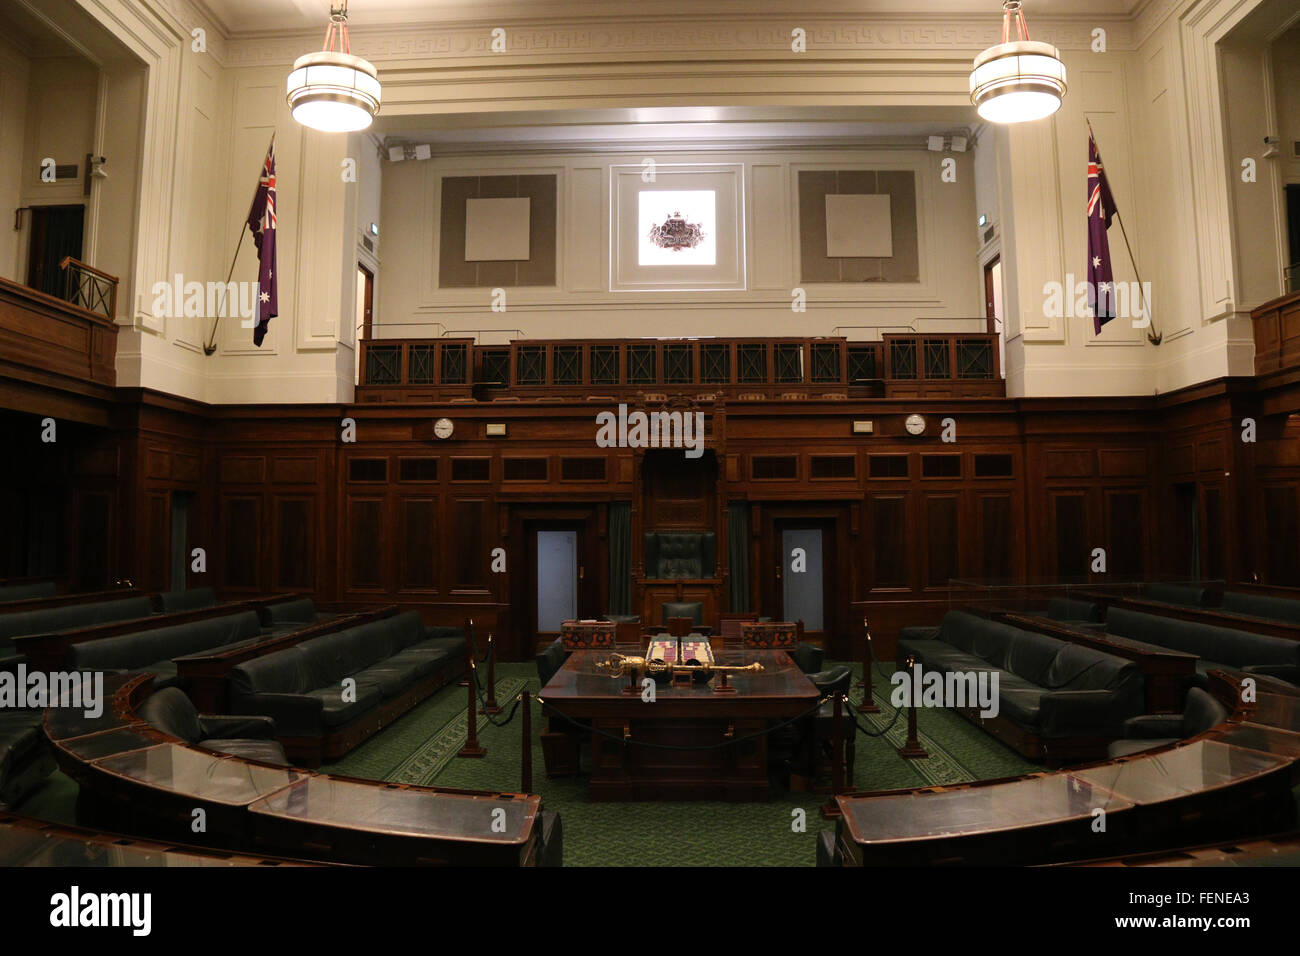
539;646;820;801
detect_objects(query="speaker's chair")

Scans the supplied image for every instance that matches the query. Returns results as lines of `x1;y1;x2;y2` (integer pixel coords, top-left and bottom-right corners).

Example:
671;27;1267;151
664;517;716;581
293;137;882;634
643;532;716;579
661;602;704;629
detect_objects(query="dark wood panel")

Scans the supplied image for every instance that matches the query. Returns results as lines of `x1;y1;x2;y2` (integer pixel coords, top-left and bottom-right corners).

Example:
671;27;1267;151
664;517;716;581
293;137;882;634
1263;485;1300;586
400;496;438;591
870;495;908;590
348;497;384;590
452;498;487;589
1051;492;1088;580
275;497;313;590
978;494;1014;582
1104;490;1145;580
924;494;959;588
222;496;261;590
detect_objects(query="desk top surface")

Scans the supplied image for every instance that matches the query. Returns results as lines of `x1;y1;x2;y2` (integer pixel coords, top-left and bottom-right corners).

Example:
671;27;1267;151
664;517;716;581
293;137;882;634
836;739;1289;846
541;646;818;703
248;777;540;844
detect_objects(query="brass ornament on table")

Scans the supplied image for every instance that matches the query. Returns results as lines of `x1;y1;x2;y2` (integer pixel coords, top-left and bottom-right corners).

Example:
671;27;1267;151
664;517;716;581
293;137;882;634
596;653;763;684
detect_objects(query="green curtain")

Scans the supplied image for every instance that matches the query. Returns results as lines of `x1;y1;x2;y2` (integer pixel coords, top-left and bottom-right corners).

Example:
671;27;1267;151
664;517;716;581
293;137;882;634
608;503;632;615
728;502;749;612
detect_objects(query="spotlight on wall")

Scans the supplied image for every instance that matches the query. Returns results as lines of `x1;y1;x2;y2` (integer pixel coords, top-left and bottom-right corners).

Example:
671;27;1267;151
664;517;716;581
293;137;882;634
385;141;433;162
927;135;945;152
950;135;968;153
84;154;107;196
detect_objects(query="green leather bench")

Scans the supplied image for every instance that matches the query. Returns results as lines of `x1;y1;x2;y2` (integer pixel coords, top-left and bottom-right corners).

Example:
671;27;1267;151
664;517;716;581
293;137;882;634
154;587;218;613
66;610;266;688
227;611;467;764
1220;591;1300;626
1104;607;1300;685
0;595;155;666
1143;583;1210;607
1045;597;1103;625
898;610;1145;760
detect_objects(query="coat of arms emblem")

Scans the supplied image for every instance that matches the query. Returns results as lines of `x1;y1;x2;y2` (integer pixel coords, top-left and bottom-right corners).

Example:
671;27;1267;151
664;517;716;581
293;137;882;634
647;211;705;251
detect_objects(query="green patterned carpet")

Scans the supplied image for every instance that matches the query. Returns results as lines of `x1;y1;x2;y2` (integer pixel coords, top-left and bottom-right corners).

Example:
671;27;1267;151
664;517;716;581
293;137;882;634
323;661;1040;866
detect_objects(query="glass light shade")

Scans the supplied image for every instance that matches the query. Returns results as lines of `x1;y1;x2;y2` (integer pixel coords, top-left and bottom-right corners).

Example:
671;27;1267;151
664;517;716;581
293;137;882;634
969;39;1067;124
287;51;381;132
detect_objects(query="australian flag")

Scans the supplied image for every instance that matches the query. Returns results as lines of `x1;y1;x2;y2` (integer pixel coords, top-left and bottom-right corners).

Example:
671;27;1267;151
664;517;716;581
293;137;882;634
1087;130;1117;335
246;138;277;346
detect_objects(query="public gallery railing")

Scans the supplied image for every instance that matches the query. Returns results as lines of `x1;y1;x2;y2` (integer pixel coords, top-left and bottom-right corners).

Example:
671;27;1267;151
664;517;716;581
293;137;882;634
356;332;1003;402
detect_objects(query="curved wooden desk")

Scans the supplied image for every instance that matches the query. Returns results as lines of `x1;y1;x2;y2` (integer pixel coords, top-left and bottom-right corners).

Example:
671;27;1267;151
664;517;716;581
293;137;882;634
830;673;1300;866
44;673;543;867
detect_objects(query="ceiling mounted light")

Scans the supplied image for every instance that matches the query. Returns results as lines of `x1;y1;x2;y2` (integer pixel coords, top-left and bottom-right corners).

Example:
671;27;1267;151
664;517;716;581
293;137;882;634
969;1;1067;124
287;1;381;133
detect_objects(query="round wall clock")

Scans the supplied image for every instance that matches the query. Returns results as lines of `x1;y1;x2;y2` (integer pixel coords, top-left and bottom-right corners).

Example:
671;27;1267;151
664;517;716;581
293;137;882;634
433;417;455;440
904;413;927;436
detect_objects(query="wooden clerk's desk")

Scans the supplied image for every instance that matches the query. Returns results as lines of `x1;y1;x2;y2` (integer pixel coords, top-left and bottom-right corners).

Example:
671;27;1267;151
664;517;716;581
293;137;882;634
539;644;818;801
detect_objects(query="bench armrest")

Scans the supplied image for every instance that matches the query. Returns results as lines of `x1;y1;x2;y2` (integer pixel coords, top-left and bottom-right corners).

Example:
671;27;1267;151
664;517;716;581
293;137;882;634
229;693;322;738
1120;713;1185;739
198;714;278;740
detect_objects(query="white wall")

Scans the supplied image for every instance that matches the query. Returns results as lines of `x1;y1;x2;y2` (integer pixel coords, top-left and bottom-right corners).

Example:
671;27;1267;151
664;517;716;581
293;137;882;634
375;146;983;343
0;36;31;283
39;0;1291;405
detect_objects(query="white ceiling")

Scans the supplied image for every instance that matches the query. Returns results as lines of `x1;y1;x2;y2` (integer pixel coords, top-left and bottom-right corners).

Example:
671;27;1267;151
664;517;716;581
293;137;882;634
198;0;1148;36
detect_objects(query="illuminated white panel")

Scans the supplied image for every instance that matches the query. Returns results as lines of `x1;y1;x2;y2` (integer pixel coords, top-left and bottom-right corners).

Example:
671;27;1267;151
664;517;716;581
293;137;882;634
638;190;716;266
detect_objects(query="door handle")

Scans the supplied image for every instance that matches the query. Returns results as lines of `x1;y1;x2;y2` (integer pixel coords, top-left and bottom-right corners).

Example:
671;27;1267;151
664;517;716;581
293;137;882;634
579;566;585;580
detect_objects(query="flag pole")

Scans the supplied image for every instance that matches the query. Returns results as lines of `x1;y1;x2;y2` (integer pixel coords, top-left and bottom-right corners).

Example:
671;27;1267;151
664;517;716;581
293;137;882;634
201;229;247;356
1087;118;1162;346
202;131;275;356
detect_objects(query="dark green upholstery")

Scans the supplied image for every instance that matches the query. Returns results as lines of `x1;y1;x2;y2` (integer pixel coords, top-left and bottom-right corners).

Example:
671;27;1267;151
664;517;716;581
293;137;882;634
791;643;824;674
1106;687;1230;758
816;829;842;867
1105;607;1300;677
898;610;1144;738
261;598;318;626
643;532;716;579
535;637;568;687
1221;591;1300;626
1046;597;1102;623
139;687;289;766
155;587;218;613
0;709;54;806
602;614;640;624
0;581;56;603
539;810;563;867
228;611;466;741
1144;583;1209;607
66;610;264;687
0;595;153;646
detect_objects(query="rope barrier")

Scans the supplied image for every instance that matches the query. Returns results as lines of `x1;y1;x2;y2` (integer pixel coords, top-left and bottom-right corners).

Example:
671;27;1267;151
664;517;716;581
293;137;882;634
468;640;527;728
851;640;906;738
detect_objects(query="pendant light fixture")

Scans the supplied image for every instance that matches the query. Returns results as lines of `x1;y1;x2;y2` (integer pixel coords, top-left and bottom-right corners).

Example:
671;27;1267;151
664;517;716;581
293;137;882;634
287;1;381;133
969;1;1067;124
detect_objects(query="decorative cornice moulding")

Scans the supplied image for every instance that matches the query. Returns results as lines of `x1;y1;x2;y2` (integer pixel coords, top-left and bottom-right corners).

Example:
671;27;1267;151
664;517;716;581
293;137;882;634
223;15;1137;67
